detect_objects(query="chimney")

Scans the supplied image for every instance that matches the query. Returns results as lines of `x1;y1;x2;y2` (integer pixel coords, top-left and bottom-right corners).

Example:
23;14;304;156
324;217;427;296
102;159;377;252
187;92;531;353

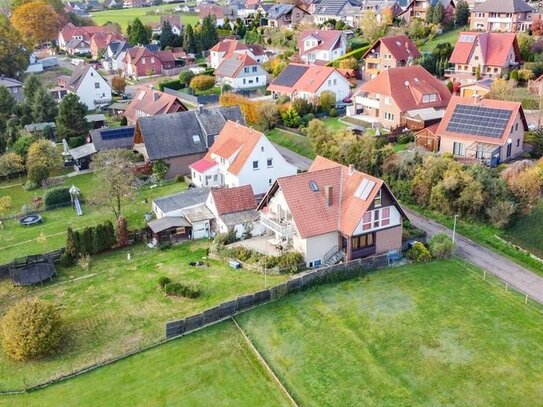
348;164;355;175
324;185;333;207
152;91;160;102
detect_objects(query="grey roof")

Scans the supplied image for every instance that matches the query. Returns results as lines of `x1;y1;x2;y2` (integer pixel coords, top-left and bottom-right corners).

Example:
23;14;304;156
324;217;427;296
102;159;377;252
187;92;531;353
86;114;106;122
405;107;445;121
69;143;97;160
314;0;360;15
24;122;56;132
272;64;309;88
109;40;129;58
138;106;245;160
215;56;245;78
267;4;294;19
66;64;92;92
474;0;533;13
153;187;210;214
0;77;23;89
108;102;130;111
90;126;135;151
148;216;191;233
183;205;215;222
145;44;160;53
220;209;258;226
66;38;89;50
273;143;312;172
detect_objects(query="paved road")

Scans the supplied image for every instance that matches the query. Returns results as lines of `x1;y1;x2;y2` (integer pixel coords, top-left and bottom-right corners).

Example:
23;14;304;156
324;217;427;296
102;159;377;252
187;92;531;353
403;207;543;304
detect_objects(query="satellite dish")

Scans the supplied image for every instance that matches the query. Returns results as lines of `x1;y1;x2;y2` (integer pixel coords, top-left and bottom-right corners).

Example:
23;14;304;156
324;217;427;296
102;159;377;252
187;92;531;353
404;81;410;87
507;138;513;144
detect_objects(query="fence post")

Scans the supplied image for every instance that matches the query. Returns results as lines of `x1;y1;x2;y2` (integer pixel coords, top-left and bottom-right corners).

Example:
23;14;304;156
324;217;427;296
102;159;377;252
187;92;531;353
525;294;528;304
505;282;508;292
483;270;486;281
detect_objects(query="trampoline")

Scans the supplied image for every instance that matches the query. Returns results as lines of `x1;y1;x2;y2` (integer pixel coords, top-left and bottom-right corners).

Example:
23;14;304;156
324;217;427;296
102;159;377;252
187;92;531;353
19;214;43;226
10;262;56;286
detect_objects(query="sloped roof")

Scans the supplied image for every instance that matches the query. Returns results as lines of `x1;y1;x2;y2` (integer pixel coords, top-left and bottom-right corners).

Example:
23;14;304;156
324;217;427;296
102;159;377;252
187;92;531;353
0;77;22;88
473;0;533;12
66;38;90;50
205;121;262;176
363;34;421;61
148;217;191;233
314;0;360;15
190;158;217;173
210;38;247;54
153;187;210;214
267;4;294;19
215;53;258;78
90;126;135;151
268;63;348;95
259;156;403;239
449;32;519;67
360;65;451;112
126;46;155;64
436;96;528;145
124;88;187;124
210;185;256;215
91;32;125;50
298;29;343;55
65;63;94;92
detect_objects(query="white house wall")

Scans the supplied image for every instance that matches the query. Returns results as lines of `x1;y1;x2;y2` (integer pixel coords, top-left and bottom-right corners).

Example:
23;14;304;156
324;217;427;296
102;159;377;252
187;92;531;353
303;231;338;267
352;205;401;236
75;67;112;111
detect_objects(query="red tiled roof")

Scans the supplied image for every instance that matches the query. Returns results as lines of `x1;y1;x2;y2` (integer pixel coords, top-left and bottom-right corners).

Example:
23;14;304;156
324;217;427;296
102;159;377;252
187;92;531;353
190;158;217;173
449;32;519;67
436;96;527;145
210;185;256;215
205;121;261;176
268;63;349;95
156;50;176;63
360;65;451;112
124;88;187;124
91;32;125;50
126;46;155;64
298;29;343;56
363;34;421;61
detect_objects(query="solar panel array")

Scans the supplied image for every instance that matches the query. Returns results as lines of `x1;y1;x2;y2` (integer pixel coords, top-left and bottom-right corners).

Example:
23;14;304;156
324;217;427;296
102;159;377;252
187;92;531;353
273;65;308;87
101;127;135;140
445;104;512;139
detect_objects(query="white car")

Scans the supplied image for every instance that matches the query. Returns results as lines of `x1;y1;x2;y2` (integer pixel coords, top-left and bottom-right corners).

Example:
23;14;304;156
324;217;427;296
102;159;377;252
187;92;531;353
71;58;84;66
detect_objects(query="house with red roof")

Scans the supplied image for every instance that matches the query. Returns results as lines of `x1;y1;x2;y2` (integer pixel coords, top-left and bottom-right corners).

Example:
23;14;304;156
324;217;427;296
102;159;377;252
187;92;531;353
361;34;421;80
214;53;268;90
399;0;455;23
124;87;187;125
190;121;298;195
352;65;451;130
268;64;352;103
198;4;237;26
257;156;407;268
123;46;177;79
298;29;347;65
436;96;527;167
58;23;119;52
208;38;268;69
446;32;521;82
90;32;126;59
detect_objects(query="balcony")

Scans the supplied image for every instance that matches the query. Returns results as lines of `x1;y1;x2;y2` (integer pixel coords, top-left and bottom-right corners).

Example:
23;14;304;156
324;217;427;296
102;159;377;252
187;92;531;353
260;214;293;237
355;96;380;109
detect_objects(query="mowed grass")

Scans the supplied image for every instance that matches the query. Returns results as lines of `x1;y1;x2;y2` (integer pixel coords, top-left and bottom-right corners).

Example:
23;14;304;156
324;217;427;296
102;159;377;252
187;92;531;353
267;128;315;159
0;322;290;407
91;6;199;32
420;26;464;52
238;259;543;406
505;199;543;258
0;174;188;264
0;241;288;390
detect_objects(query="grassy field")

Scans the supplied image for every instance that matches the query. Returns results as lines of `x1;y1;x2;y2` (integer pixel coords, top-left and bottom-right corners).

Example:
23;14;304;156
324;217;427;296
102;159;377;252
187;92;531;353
0;323;290;407
505;199;543;258
322;116;348;132
238;259;543;406
91;6;199;32
420;27;464;52
267;129;315;159
0;173;188;264
0;241;288;390
4;259;543;405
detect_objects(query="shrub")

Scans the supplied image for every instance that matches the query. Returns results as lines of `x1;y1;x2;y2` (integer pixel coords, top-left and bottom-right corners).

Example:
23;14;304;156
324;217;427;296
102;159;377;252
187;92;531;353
397;131;415;144
67;136;85;149
291;98;314;116
158;276;171;288
174;174;184;183
276;251;304;272
164;282;201;298
189;75;215;92
59;252;73;267
120;116;127;126
179;70;195;86
27;164;49;185
428;233;454;259
44;187;71;210
302;113;316;125
1;299;64;361
328;108;337;117
281;107;302;128
407;241;432;263
152;159;170;181
23;180;38;191
319;91;336;113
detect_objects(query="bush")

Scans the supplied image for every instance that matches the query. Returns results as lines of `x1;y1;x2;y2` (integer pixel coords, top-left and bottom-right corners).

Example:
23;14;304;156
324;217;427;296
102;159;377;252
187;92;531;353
406;241;432;263
1;299;64;361
23;180;38;191
281;107;302;128
27;164;49;186
174;174;184;183
319;91;336;113
44;187;71;210
164;282;201;298
189;75;215;92
428;233;454;259
158;276;171;288
276;251;304;272
67;136;85;149
59;252;74;267
158;79;183;91
291;98;314;116
302;113;316;125
328;108;337;117
179;70;195;86
397;131;415;144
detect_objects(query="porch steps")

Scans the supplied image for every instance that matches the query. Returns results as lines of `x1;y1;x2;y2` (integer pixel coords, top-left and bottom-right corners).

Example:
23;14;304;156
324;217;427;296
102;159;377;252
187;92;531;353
323;250;345;267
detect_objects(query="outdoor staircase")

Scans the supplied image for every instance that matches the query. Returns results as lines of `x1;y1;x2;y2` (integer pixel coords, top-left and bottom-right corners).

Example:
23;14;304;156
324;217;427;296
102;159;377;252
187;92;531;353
323;249;345;268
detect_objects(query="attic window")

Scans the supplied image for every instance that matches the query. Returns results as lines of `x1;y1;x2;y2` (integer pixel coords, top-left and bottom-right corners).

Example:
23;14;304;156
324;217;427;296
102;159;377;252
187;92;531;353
138;91;145;100
192;135;200;143
309;181;319;192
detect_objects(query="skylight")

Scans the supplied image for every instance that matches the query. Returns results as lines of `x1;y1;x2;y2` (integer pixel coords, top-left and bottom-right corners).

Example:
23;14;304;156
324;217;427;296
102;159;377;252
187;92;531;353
355;179;376;200
192;135;200;143
309;181;319;192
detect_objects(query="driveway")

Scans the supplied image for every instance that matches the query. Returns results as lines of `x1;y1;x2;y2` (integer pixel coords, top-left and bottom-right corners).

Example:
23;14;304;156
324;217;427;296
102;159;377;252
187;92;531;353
403;207;543;304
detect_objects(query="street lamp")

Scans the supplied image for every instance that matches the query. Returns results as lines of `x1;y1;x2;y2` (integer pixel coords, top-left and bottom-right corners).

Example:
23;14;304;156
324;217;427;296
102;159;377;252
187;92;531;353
452;214;459;245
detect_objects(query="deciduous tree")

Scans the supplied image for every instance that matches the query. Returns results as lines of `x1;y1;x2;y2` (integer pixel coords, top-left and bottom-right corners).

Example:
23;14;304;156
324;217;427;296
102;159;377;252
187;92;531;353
26;138;61;171
111;75;127;95
11;1;61;46
0;15;30;78
0;152;24;178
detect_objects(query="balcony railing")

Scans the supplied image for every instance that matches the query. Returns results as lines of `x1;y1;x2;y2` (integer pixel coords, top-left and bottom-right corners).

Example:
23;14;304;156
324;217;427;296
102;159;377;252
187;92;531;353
260;215;292;237
355;96;380;109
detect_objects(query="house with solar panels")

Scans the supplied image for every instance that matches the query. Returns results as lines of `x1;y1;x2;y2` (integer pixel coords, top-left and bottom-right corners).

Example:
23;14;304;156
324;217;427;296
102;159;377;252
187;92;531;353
257;156;407;268
312;0;362;25
435;96;527;167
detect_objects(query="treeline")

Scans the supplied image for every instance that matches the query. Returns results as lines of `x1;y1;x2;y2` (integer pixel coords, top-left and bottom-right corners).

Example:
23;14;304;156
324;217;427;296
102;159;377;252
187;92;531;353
62;221;117;266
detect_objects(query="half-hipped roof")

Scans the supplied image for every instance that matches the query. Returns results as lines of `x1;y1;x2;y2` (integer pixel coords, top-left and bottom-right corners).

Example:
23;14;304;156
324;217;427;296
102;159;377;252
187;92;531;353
362;34;421;61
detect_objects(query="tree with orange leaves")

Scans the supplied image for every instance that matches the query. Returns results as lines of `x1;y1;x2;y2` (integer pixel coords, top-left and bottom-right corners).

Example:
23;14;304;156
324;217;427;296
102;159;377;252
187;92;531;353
11;1;61;46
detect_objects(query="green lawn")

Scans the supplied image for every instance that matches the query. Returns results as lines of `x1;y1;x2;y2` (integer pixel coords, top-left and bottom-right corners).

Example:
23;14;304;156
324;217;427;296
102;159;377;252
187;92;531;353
0;322;290;407
91;6;199;32
4;259;543;405
0;174;189;264
238;259;543;406
0;241;288;390
267;128;315;159
322;116;348;132
420;27;465;52
505;199;543;258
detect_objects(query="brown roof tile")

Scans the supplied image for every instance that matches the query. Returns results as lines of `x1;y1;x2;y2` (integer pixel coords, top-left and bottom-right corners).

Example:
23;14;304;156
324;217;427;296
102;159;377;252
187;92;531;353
210;185;256;215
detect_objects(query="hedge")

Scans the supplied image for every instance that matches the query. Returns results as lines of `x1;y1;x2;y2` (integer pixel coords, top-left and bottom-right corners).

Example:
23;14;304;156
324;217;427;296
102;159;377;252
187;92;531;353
328;44;371;67
158;80;183;91
44;187;71;210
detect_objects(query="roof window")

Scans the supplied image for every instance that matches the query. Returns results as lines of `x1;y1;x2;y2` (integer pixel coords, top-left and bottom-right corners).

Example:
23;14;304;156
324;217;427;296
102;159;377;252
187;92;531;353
309;181;319;192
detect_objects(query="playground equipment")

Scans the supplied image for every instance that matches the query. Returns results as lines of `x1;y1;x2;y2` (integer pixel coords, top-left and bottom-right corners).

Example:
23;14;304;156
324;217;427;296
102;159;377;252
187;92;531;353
9;255;56;286
69;185;83;216
19;214;43;226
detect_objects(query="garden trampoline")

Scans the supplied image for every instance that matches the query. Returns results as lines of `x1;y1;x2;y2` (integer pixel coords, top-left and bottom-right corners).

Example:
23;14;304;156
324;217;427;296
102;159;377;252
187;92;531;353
19;214;43;226
9;258;56;286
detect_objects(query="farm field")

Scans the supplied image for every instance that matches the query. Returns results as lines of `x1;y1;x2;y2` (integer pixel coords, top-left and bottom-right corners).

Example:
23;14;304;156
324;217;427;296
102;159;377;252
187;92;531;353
3;260;543;405
0;173;188;264
0;241;288;390
91;6;199;32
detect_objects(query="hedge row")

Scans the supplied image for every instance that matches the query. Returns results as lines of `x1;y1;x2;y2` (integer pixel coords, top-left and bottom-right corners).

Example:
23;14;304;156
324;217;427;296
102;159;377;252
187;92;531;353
328;44;371;67
44;188;71;210
158;80;184;91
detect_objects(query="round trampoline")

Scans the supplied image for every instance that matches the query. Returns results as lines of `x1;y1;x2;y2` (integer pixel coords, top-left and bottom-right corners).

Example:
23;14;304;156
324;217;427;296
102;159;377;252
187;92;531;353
10;262;56;286
19;214;43;226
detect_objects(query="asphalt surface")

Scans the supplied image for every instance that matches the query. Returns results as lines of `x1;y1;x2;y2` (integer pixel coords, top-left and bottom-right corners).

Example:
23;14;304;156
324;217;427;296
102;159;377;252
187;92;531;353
403;207;543;304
